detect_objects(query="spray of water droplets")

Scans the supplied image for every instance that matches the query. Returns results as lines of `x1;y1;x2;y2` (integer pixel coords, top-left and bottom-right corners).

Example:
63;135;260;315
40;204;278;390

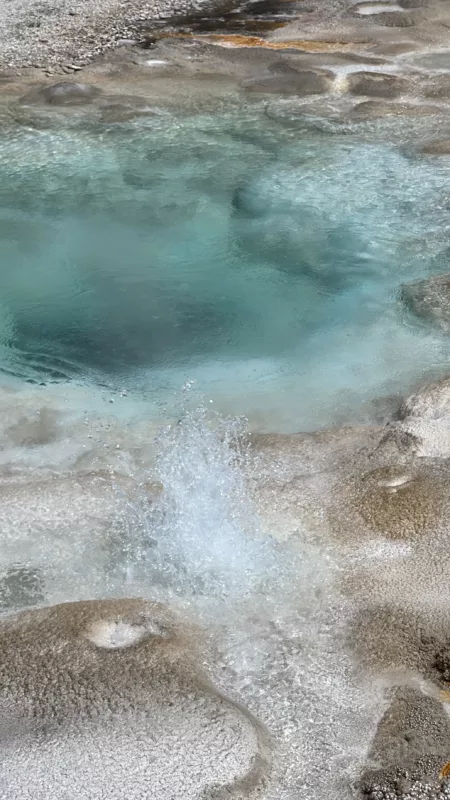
131;389;279;601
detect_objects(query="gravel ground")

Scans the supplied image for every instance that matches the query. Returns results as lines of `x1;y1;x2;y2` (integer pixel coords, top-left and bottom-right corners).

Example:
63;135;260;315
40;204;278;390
0;0;212;70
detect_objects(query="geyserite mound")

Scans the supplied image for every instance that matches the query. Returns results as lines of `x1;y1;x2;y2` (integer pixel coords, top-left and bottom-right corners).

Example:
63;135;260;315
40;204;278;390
0;597;269;800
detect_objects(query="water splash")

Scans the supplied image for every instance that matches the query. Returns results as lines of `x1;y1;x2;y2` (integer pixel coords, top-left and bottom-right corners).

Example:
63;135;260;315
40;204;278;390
144;391;277;600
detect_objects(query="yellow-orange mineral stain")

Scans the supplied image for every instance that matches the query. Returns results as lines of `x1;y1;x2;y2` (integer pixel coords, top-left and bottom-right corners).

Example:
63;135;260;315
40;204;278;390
440;761;450;780
157;32;359;51
200;35;358;50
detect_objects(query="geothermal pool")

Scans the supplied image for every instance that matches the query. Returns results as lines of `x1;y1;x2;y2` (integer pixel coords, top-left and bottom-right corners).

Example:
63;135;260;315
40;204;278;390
2;105;450;430
2;80;450;800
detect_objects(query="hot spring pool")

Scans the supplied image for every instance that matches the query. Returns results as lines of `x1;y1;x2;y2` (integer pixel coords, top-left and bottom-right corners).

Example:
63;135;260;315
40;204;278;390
2;103;450;431
3;75;450;800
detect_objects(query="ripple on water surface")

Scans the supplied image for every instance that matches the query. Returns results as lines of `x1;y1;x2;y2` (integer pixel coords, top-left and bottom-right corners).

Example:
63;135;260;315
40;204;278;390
1;109;450;429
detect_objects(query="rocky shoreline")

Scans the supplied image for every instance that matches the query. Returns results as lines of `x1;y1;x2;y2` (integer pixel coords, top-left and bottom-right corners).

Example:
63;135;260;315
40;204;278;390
250;375;450;799
5;374;450;798
2;0;450;127
0;0;233;71
1;0;449;76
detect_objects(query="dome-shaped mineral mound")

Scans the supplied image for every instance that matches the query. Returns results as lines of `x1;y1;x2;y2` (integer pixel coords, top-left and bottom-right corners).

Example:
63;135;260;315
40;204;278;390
0;598;268;800
337;462;450;540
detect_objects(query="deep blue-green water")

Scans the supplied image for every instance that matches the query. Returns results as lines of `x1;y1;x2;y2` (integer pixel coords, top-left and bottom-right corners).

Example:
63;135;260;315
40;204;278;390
2;107;450;430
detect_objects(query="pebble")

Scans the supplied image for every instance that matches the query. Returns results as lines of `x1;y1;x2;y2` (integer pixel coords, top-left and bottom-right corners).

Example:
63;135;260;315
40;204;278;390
0;0;200;68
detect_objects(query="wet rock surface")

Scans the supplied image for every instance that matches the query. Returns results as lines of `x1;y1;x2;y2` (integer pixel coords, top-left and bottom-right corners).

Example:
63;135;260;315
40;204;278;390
5;0;450;124
402;274;450;333
18;82;103;105
359;688;450;799
421;78;450;101
346;71;409;98
342;462;450;540
247;374;450;798
365;10;419;26
419;140;450;155
242;67;334;95
399;378;450;422
0;565;44;611
0;597;268;800
349;101;445;119
392;377;450;458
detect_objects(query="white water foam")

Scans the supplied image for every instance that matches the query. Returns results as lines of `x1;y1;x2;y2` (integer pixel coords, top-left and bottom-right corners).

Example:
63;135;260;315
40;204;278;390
140;391;281;603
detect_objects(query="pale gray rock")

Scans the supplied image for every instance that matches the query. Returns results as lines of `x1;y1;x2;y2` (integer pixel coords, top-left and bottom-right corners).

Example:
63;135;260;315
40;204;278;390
346;71;409;98
419;140;450;155
97;93;156;122
350;101;444;120
0;597;269;800
359;688;450;799
361;10;419;26
18;82;103;105
401;274;450;333
394;376;450;457
399;377;450;421
337;461;450;541
242;68;334;96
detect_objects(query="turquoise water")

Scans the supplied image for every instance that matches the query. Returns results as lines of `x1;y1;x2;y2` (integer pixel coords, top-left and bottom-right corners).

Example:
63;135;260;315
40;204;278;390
2;107;450;430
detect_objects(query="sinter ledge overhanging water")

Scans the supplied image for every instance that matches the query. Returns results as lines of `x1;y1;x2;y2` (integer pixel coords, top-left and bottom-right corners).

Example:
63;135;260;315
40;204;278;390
1;108;450;430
